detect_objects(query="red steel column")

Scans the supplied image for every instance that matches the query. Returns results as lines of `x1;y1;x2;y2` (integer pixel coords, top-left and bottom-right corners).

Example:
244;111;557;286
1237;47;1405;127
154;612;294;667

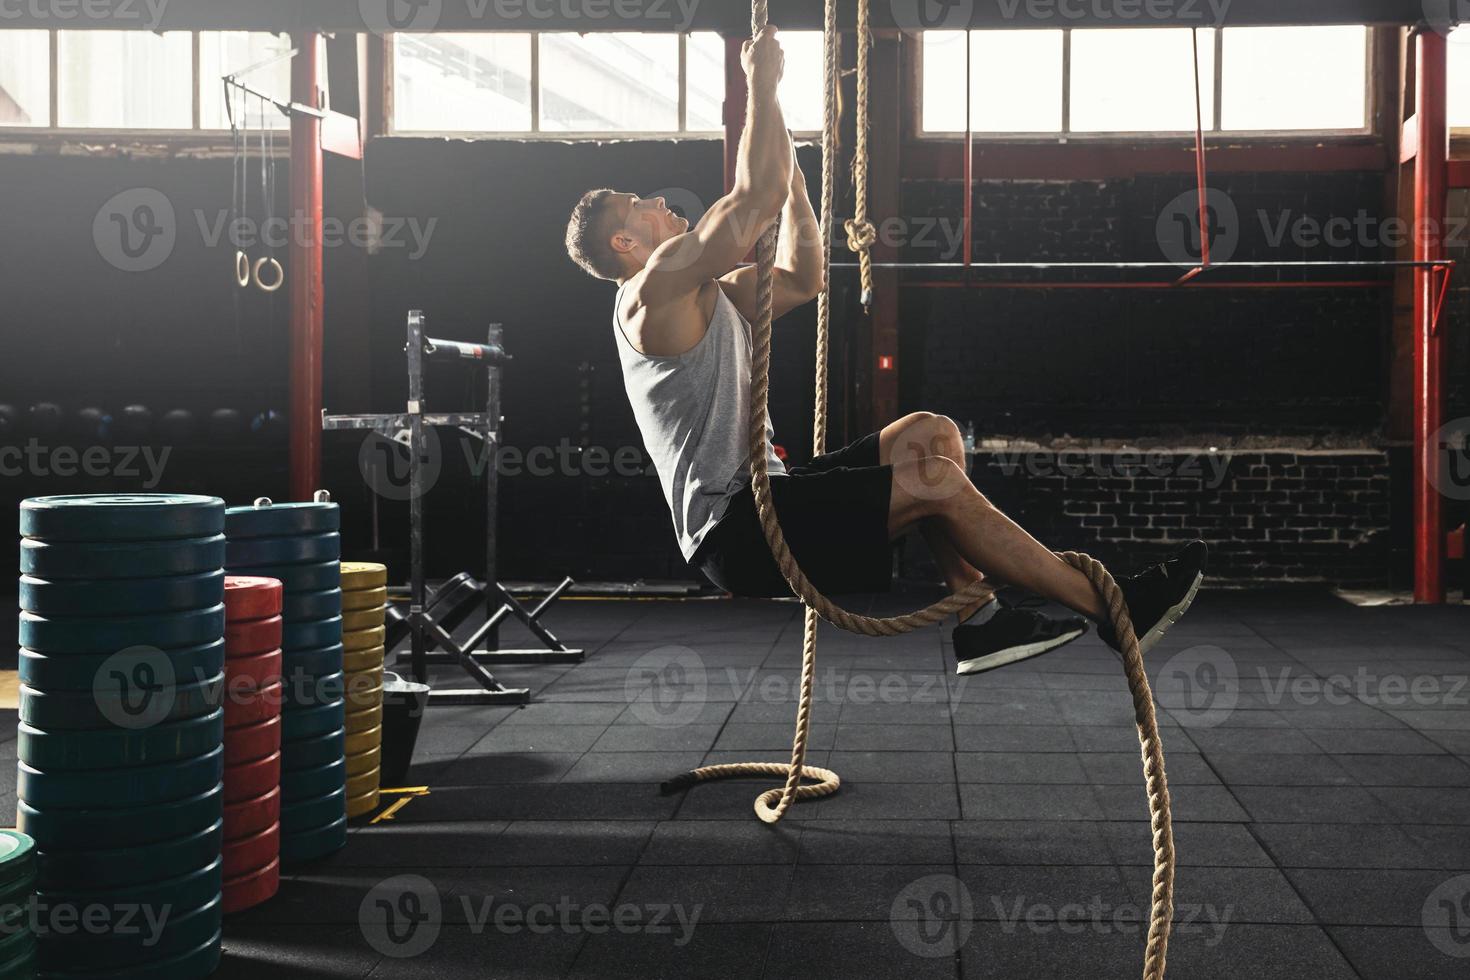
1413;29;1448;603
289;33;325;502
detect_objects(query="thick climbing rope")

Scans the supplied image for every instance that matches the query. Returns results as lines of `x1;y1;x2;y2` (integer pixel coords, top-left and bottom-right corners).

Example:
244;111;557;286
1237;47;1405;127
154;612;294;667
844;0;877;310
663;4;1175;977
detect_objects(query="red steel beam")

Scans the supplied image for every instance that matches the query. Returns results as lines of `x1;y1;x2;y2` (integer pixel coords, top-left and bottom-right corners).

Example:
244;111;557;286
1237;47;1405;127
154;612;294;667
1413;29;1448;604
288;32;325;502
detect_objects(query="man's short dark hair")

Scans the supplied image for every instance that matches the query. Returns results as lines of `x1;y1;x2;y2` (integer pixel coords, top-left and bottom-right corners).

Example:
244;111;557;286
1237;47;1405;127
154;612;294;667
565;189;623;280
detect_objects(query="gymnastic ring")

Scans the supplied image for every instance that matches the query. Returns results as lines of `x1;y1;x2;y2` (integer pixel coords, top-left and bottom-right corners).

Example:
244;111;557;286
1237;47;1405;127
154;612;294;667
253;256;284;293
235;250;251;288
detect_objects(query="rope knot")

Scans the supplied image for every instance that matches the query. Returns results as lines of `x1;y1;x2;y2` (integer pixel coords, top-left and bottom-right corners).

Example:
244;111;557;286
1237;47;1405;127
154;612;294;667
844;217;877;254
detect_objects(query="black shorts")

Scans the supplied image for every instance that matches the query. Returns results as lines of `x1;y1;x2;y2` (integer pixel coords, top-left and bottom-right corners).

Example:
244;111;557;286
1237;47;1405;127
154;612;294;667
691;432;894;598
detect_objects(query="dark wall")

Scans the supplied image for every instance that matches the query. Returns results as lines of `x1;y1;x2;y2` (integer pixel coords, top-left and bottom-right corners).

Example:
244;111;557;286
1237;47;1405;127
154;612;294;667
0;141;1449;588
903;172;1393;439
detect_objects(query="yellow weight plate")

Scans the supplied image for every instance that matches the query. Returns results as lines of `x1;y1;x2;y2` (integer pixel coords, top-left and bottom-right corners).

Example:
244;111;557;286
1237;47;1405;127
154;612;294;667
340;605;386;633
342;625;385;652
345;786;380;819
345;765;380;801
341;587;387;611
346;744;381;777
339;563;387;590
345;702;383;734
343;725;382;757
342;645;385;675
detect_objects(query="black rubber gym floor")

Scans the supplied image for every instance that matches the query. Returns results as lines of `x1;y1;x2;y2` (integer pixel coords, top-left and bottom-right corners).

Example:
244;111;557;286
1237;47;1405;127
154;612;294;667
7;590;1470;978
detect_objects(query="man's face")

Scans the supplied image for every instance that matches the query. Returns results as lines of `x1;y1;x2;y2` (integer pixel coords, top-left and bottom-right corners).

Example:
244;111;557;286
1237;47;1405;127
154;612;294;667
615;192;689;254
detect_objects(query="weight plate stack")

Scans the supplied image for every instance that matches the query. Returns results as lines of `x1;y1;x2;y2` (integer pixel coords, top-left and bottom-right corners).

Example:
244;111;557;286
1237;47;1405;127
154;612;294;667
339;563;387;819
220;576;284;914
225;497;347;866
0;833;37;976
18;494;227;979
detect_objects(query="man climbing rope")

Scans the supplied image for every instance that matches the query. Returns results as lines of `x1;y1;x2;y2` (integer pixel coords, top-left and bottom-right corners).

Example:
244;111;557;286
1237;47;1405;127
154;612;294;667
564;26;1208;675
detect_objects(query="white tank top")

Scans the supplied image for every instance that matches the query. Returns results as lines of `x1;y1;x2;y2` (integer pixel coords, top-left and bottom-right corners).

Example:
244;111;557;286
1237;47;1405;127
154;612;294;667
613;280;786;560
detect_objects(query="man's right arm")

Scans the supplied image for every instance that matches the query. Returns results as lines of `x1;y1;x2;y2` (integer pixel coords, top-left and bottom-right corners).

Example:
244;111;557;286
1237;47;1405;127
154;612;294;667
639;27;791;304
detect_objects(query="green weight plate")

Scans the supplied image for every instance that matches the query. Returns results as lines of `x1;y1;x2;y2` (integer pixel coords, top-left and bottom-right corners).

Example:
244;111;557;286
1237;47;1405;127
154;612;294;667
0;835;35;878
280;757;345;804
18;570;225;618
0;945;34;980
37;858;221;938
225;501;340;539
19;535;225;581
278;787;346;835
281;588;342;621
282;643;343;680
19;604;224;655
278;816;348;866
0;923;32;966
19;745;223;810
281;728;344;773
36;893;220;973
283;671;344;711
40;929;220;980
19;640;224;694
18;709;222;772
21;495;224;543
18;785;221;851
226;533;340;569
236;561;339;594
20;671;224;732
36;820;223;892
281;616;342;652
280;699;345;742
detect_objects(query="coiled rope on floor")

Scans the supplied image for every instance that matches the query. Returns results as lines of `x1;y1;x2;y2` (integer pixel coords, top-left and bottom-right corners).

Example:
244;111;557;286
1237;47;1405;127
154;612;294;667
661;3;1175;976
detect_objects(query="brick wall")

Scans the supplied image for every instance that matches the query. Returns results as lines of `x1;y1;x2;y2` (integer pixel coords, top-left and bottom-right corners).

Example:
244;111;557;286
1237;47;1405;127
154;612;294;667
934;448;1394;589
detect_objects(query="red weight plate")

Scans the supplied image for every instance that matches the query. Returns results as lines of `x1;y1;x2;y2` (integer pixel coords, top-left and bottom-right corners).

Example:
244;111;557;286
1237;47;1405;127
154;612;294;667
223;576;284;621
223;785;281;840
223;822;279;878
225;714;281;766
225;750;280;804
227;648;283;689
225;614;283;657
224;679;284;729
223;858;280;915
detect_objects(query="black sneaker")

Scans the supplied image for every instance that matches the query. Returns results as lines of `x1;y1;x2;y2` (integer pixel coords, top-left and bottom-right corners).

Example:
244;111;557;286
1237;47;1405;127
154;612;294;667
953;599;1089;675
1097;541;1208;655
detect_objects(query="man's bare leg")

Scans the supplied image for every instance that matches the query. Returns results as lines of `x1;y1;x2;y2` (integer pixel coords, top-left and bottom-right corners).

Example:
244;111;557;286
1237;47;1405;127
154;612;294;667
877;413;993;620
886;452;1109;622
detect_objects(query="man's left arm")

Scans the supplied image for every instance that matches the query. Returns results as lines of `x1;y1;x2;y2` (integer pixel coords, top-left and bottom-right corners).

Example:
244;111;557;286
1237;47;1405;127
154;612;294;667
721;137;825;321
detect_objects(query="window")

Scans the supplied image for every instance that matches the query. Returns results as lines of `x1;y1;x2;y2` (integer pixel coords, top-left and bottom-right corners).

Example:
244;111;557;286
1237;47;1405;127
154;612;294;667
389;31;823;136
0;31;49;127
1448;28;1470;130
0;30;294;132
922;25;1369;135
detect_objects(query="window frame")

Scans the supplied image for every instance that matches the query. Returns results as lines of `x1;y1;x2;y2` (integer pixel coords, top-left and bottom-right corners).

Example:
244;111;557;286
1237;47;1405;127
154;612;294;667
385;31;806;140
0;29;299;145
912;25;1378;143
